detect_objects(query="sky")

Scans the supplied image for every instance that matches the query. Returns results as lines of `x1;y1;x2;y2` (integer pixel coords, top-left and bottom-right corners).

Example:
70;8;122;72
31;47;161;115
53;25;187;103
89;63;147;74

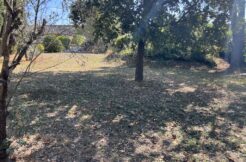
32;0;246;26
41;0;71;25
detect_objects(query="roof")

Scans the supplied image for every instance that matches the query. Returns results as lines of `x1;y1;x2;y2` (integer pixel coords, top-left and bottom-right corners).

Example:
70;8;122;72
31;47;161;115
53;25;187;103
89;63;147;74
44;25;77;36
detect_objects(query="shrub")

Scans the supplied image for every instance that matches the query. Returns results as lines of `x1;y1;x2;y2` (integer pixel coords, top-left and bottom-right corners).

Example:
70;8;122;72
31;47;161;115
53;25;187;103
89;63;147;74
71;35;85;46
191;52;216;67
105;50;120;61
36;44;45;53
57;36;71;50
113;34;132;51
119;47;134;57
43;35;64;53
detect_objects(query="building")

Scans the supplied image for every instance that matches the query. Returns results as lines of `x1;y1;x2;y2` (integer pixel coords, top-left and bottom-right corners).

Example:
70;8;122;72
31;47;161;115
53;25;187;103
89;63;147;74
44;25;77;36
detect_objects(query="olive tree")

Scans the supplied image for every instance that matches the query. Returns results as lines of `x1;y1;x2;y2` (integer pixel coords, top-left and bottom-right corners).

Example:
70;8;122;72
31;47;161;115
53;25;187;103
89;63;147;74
0;0;46;159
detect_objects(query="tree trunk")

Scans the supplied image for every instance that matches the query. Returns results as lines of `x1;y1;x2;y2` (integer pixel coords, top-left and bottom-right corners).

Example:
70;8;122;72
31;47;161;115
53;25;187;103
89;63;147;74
0;40;10;160
0;1;12;158
24;53;29;61
239;0;246;67
230;0;245;71
135;39;145;82
0;65;8;159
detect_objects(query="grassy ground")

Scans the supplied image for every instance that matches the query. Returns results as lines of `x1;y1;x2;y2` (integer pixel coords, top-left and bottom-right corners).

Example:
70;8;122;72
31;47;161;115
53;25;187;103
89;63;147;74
6;53;246;161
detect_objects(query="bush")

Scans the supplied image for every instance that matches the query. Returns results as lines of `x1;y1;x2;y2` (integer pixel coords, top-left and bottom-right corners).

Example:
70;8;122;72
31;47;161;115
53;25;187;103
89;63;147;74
119;47;134;57
191;52;216;67
43;35;64;53
36;44;45;53
113;34;132;51
57;36;71;50
71;35;85;46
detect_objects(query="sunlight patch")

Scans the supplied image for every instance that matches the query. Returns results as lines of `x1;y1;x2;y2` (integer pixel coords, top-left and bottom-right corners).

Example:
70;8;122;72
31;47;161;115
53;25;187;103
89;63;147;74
66;105;80;119
95;137;108;149
162;122;184;151
166;84;197;95
134;123;184;157
80;114;92;122
46;111;59;118
30;117;40;125
112;114;125;123
10;134;45;160
134;132;162;155
176;86;197;93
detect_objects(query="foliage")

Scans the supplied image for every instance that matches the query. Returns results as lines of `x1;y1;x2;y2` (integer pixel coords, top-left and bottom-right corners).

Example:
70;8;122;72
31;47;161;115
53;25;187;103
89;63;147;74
191;52;216;67
36;43;45;53
145;1;231;64
119;48;134;57
70;0;232;66
113;34;133;51
43;35;64;53
57;36;71;50
71;35;85;46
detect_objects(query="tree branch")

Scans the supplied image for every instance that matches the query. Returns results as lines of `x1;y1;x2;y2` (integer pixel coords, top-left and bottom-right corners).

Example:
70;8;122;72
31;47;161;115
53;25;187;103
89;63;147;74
3;0;13;14
8;19;47;70
175;0;199;24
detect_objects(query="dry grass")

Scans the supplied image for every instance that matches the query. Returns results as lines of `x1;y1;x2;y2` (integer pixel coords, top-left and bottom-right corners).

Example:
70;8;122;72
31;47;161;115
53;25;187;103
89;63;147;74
5;53;246;161
12;53;122;73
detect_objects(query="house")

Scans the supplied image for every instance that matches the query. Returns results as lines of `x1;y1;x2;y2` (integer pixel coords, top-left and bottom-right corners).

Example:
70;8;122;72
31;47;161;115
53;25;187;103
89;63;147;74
44;25;77;36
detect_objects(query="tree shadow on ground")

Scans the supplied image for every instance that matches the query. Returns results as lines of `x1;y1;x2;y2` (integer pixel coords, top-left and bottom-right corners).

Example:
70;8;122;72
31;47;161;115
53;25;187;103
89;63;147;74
7;65;246;161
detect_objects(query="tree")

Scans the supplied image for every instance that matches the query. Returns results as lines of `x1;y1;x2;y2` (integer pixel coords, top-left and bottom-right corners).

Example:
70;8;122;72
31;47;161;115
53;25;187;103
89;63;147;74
0;0;46;159
164;0;231;63
230;0;245;70
71;0;177;82
70;0;238;77
71;34;85;46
